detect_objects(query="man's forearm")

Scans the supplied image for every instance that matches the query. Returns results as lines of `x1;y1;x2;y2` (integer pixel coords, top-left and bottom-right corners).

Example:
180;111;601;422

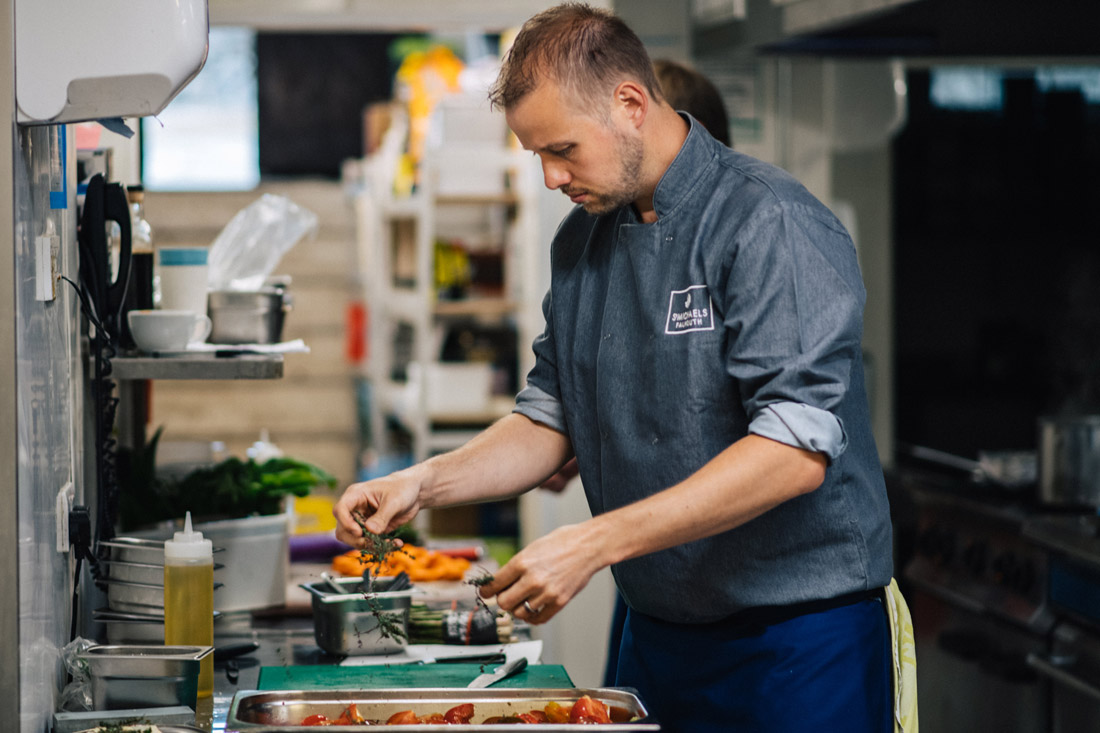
587;434;827;567
416;413;574;510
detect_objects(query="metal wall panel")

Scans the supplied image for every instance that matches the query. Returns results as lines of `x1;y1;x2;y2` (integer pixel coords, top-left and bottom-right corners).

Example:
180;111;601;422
1;0;19;720
12;121;82;732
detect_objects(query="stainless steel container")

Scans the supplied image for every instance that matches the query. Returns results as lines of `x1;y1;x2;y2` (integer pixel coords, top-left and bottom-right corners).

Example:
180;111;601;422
207;287;290;344
1038;415;1100;508
80;644;213;710
225;687;659;730
300;576;417;656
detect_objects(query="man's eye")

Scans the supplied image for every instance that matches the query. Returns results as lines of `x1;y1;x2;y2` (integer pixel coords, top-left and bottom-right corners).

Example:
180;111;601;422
551;146;573;157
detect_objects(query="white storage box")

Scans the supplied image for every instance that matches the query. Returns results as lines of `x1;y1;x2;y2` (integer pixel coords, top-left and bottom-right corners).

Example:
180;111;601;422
406;361;493;417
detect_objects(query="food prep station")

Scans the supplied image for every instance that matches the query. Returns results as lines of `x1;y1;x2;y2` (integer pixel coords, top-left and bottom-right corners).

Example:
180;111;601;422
77;552;652;732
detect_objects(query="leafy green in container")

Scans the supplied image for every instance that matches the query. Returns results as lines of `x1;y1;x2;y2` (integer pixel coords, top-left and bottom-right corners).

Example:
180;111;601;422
118;427;337;531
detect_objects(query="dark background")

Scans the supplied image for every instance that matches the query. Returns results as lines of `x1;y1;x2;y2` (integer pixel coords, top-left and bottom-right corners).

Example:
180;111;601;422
256;33;403;178
892;68;1100;458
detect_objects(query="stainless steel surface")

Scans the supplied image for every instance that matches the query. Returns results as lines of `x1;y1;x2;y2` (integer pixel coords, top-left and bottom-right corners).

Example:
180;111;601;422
1036;622;1100;732
77;721;207;726
81;644;214;710
912;592;1049;733
208;289;288;344
0;0;17;718
1024;514;1100;572
467;656;528;688
300;575;417;656
224;687;658;730
1039;415;1100;508
904;486;1052;632
109;353;285;381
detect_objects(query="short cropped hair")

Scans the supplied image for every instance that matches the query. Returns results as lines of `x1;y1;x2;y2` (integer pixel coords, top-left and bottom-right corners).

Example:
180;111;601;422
489;2;664;117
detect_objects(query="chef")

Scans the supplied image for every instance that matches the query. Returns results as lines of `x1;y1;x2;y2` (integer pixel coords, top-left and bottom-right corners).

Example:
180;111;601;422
335;3;894;731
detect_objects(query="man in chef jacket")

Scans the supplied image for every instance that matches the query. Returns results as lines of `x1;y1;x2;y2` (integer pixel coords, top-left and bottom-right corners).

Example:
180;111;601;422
335;4;895;731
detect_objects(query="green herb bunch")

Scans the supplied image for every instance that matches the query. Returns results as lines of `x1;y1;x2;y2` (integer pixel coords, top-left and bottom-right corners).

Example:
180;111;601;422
117;427;337;530
352;512;410;643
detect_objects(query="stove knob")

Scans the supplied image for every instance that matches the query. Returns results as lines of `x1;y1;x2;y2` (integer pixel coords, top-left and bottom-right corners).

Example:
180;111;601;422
962;540;988;577
992;551;1024;589
1012;558;1036;595
917;526;955;565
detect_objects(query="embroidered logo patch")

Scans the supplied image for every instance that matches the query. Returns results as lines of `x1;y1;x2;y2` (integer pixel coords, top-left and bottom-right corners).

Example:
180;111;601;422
665;285;715;334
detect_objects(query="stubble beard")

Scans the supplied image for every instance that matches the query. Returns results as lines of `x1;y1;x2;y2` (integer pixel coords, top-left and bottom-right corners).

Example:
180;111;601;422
574;131;645;216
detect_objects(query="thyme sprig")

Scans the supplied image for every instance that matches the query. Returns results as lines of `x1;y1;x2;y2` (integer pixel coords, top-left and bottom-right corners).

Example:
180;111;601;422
350;511;410;643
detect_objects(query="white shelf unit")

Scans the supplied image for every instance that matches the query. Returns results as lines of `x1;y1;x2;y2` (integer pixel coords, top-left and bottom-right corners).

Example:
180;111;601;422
354;148;543;465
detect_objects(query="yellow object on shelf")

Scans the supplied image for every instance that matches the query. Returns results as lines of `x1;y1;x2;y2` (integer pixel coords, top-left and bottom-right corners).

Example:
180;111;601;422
290;494;337;535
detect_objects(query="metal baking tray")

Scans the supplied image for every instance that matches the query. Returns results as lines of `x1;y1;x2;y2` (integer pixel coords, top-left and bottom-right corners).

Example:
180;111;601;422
225;688;660;730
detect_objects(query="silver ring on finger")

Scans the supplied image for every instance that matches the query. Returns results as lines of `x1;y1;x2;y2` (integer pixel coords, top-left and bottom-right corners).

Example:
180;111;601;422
523;600;540;615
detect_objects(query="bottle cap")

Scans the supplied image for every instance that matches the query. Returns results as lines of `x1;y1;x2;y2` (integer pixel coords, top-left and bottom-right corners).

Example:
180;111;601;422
163;511;212;561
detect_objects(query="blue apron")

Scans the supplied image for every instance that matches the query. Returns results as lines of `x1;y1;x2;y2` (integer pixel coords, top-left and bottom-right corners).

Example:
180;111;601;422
614;593;892;733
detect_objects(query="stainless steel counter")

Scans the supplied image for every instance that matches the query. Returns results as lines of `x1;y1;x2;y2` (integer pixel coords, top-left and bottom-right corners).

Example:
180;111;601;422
204;611;336;731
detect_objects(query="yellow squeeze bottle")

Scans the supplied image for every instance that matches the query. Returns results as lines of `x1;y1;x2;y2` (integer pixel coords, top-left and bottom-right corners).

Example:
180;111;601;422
163;511;214;698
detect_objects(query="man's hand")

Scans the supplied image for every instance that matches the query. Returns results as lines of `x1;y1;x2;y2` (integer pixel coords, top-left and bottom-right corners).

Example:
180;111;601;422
332;470;424;546
477;520;606;624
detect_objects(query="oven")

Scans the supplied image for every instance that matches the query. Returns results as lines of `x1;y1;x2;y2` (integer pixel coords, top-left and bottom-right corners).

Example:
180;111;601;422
900;477;1054;733
1023;514;1100;732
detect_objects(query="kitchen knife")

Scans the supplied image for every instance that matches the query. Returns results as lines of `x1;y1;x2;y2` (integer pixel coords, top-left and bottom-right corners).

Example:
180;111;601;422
466;656;528;688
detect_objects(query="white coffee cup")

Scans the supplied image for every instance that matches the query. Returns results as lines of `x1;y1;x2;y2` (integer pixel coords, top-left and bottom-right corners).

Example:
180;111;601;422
128;309;212;353
157;246;209;315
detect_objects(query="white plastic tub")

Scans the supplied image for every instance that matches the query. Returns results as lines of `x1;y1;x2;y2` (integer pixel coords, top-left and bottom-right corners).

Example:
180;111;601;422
131;512;290;612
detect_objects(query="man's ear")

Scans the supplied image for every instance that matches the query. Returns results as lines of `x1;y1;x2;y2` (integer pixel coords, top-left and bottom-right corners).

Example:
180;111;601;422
612;81;649;130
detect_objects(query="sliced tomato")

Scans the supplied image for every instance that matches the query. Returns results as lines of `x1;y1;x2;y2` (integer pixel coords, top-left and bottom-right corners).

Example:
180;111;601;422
569;695;612;724
333;703;364;725
543;701;570;723
517;710;549;723
386;710;421;725
444;702;476;724
300;713;330;726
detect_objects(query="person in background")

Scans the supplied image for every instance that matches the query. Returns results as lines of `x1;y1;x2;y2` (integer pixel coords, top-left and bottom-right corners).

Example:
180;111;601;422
335;4;893;731
653;58;731;147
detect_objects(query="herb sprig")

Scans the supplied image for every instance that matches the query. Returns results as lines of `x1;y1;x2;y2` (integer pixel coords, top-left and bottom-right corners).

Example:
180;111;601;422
351;512;411;643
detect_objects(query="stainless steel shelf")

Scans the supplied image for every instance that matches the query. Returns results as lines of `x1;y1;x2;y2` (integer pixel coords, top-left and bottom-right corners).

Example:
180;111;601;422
109;353;284;380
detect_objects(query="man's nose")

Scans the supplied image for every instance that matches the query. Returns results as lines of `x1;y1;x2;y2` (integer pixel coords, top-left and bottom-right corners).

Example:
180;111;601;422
542;160;571;190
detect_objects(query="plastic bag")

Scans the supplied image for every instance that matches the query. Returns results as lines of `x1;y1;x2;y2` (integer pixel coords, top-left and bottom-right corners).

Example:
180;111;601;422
58;636;96;711
207;193;318;292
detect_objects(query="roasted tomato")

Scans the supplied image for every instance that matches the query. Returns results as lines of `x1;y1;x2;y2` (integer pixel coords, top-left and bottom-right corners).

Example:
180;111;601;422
333;703;364;725
421;713;447;724
444;703;476;724
570;695;612;724
517;710;549;723
300;713;330;726
387;710;421;724
544;701;570;723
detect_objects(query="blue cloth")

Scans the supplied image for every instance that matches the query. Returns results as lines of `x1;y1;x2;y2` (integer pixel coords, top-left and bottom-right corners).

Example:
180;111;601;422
514;114;893;621
616;597;892;733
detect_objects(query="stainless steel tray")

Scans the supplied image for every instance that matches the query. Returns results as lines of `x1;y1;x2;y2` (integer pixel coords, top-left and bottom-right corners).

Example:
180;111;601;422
225;687;660;730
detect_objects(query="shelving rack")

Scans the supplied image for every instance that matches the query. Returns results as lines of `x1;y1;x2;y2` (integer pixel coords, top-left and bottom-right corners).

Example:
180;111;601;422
353;147;542;466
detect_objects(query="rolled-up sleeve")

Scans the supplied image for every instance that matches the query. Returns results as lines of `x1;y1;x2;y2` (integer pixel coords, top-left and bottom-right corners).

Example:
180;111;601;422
721;201;865;461
749;401;847;461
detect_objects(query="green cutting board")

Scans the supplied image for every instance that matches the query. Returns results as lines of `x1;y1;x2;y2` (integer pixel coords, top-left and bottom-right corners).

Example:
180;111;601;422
258;663;573;690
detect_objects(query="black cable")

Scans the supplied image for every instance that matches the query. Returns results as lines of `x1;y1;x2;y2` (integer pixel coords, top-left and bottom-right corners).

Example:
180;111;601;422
69;554;82;642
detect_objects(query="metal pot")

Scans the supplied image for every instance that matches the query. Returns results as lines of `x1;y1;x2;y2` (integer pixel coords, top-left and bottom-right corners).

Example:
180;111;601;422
207;287;291;344
1038;415;1100;508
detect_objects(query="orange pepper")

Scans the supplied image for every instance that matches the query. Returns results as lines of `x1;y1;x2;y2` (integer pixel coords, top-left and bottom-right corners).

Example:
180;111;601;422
331;546;471;581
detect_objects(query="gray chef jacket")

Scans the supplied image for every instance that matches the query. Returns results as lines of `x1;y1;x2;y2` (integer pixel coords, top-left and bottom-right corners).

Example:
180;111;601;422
514;115;893;624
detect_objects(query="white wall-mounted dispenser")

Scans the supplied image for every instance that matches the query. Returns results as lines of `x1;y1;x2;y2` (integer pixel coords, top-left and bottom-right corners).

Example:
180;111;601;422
15;0;210;125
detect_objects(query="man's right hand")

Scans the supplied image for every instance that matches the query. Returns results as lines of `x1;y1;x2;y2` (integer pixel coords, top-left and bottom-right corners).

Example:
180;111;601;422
332;469;425;546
